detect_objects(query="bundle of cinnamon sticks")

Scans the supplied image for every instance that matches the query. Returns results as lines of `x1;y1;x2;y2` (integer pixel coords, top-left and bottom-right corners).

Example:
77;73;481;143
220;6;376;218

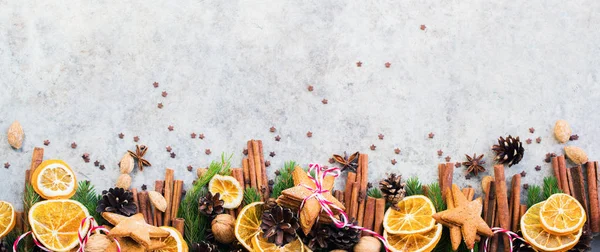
245;139;269;201
132;168;185;234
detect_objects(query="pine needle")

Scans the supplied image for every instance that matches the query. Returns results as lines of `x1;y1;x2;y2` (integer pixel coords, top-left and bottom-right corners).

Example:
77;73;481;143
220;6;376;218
527;185;543;208
426;182;446;212
367;187;383;198
405;177;423;196
542;176;562;199
72;181;105;225
244;188;261;205
270;161;296;198
218;153;233;176
23;184;40;216
178;159;223;244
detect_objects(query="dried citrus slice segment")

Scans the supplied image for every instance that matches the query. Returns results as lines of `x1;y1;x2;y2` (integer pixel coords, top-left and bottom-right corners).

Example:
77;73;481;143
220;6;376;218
208;175;243;209
28;199;89;251
384;223;442;252
0;201;16;239
152;226;188;252
31;159;77;199
540;193;586;235
383;195;436;234
252;232;304;252
235;202;264;251
522;202;581;252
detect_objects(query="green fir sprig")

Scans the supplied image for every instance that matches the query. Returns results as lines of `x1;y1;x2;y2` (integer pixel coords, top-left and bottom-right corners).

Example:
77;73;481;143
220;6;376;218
244;188;262;205
527;185;543;208
218;153;233;176
72;181;105;225
367;187;383;198
542;176;562;199
270;161;296;198
426;182;446;212
405;176;423;196
178;159;223;245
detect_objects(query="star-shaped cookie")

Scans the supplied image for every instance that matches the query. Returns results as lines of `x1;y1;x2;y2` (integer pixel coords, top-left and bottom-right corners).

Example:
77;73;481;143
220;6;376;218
102;212;169;249
277;167;345;235
433;184;492;249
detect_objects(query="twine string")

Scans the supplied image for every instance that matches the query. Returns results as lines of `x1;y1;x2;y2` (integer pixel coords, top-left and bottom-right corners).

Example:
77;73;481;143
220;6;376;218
483;227;527;252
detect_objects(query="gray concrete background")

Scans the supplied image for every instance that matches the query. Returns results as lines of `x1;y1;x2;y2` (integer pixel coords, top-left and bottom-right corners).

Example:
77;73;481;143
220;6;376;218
1;1;600;238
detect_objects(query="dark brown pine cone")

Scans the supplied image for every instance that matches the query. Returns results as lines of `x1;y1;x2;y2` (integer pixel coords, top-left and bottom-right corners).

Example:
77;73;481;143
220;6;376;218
492;135;525;167
260;205;300;246
328;218;361;250
96;187;137;216
302;222;331;251
191;241;218;252
379;173;406;205
198;192;224;218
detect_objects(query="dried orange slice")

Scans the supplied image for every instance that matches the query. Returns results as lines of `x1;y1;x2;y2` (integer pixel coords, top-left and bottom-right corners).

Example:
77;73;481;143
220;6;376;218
252;232;304;252
28;199;89;251
152;226;188;252
522;202;581;252
31;159;77;199
0;201;16;239
383;195;436;235
208;175;243;209
540;193;586;235
235;202;264;251
384;223;442;252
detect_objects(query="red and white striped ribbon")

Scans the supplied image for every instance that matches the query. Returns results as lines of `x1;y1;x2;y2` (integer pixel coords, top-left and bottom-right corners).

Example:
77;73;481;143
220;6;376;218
299;163;391;251
13;216;121;252
482;227;527;252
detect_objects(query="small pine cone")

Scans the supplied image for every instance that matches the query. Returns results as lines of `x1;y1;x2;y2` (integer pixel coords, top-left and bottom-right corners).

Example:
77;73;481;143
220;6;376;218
328;218;361;250
191;241;218;252
491;135;525;167
198;192;225;218
379;173;406;205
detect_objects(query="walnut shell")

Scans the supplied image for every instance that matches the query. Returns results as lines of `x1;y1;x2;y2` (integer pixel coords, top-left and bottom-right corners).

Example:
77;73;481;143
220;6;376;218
554;120;572;143
148;190;167;212
115;174;132;189
84;234;111;252
7;120;24;149
119;153;134;174
565;146;588;165
211;214;235;244
353;236;381;252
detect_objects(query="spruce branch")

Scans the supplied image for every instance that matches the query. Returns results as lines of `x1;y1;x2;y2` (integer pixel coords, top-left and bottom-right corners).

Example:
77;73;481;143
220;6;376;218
542;176;562;199
72;180;105;226
244;188;261;205
426;182;446;212
270;161;296;198
527;185;543;208
405;177;423;196
367;187;383;199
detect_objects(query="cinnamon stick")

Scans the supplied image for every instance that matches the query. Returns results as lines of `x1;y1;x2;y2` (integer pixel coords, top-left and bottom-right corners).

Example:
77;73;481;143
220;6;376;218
362;196;376;236
442;163;454;201
566;168;575;197
570;165;589;230
173;218;185;237
349;182;360;219
163;168;174;226
374;198;386;235
258;140;269;199
171;180;184;221
558;155;570;194
232;168;245;216
586;161;600;232
493;164;510;252
28;147;44;181
481;181;496;252
552;157;561;189
344;172;357;212
251;140;264;200
15;211;23;232
490;204;499;252
519;204;527;228
131;188;139;214
357;154;369;226
138;191;150;224
511;174;521;232
154;181;164;226
242;158;251;189
438;163;445;189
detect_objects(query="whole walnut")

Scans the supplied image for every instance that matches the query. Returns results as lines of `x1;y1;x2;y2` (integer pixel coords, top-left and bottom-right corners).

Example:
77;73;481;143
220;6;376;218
211;214;236;244
84;234;111;252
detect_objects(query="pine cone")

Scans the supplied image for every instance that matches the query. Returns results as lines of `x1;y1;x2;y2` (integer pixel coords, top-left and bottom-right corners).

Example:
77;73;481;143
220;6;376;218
491;135;525;167
191;241;218;252
199;192;224;218
96;187;137;216
569;228;592;251
379;173;406;205
302;222;331;251
329;219;361;250
264;198;278;211
260;205;300;246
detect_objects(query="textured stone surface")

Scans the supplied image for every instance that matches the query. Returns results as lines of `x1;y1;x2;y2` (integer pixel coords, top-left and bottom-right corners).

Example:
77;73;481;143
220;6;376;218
1;1;600;240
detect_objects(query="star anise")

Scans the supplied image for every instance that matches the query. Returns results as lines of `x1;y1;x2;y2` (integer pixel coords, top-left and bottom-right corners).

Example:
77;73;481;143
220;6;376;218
128;145;151;171
332;151;359;172
463;153;485;176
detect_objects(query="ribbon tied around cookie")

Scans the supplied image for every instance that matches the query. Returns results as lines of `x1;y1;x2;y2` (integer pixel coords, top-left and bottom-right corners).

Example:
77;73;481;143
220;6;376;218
299;163;391;251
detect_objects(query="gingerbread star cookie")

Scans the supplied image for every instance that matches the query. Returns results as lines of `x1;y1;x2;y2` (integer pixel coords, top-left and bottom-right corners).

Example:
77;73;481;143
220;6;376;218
433;184;492;249
102;212;169;249
276;167;345;235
